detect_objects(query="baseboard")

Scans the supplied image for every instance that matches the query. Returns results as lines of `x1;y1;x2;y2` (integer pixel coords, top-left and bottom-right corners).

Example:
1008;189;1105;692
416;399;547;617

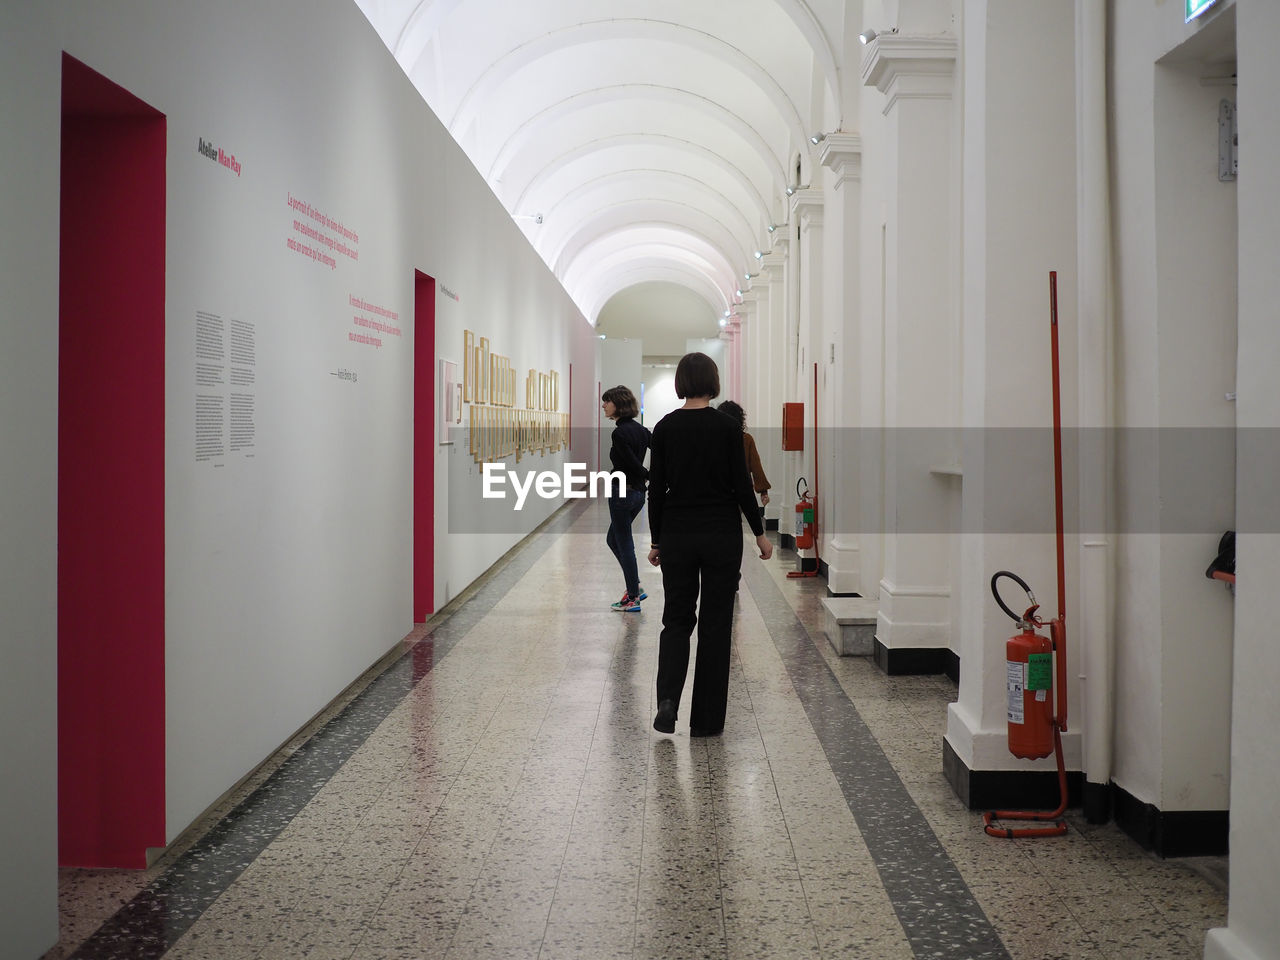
780;533;795;550
1083;779;1112;824
873;638;956;678
765;517;779;531
1111;783;1228;857
825;587;862;599
942;737;1083;811
941;744;1229;857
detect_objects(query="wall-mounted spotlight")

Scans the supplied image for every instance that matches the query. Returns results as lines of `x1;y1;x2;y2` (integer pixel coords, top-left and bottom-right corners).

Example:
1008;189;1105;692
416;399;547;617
513;212;544;224
735;288;743;297
718;318;727;328
785;185;809;197
859;27;896;45
809;132;828;145
753;250;764;260
767;223;778;233
744;271;759;281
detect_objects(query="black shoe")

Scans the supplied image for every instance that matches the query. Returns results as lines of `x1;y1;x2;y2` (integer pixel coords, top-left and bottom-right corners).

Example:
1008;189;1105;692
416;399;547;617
689;726;722;738
653;699;677;734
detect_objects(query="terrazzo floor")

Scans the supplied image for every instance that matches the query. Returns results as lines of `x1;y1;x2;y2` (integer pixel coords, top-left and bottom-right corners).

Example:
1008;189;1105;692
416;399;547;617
44;501;1227;960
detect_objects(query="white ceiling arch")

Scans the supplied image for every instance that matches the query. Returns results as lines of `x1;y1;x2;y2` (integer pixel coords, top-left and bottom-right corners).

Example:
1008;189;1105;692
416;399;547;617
485;84;788;193
538;171;760;268
577;259;731;326
549;207;746;290
444;18;808;150
562;228;736;309
510;134;773;228
354;0;845;336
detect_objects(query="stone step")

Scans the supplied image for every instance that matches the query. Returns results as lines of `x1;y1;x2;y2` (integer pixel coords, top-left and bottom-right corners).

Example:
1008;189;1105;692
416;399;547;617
820;597;878;657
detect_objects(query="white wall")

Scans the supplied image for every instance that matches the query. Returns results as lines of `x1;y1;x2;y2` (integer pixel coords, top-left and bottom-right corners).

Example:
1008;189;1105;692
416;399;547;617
599;337;643;465
0;4;60;954
641;365;680;429
1209;1;1280;956
2;1;594;951
1110;0;1237;813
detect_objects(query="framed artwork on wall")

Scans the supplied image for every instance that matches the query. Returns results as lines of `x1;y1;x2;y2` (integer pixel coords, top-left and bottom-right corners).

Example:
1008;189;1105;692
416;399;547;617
462;330;474;402
439;358;459;443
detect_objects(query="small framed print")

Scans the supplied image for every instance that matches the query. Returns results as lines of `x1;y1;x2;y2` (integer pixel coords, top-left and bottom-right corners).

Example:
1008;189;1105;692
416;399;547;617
462;330;474;402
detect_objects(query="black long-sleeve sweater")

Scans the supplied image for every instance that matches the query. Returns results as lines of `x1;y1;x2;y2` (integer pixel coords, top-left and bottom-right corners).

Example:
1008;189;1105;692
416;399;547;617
647;406;765;543
609;416;650;493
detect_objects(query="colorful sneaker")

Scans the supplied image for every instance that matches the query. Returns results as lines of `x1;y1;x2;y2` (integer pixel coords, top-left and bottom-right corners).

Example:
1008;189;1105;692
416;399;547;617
611;596;642;612
619;590;648;603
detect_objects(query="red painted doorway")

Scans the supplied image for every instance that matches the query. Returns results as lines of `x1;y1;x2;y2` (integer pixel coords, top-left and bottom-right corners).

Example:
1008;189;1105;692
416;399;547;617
413;271;435;622
58;54;167;868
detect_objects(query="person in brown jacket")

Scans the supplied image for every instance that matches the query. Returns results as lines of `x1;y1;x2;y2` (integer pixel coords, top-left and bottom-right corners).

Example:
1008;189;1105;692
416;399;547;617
717;400;769;526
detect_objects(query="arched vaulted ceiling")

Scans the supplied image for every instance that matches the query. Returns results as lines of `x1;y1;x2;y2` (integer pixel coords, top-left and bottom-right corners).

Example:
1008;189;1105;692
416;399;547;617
355;0;845;325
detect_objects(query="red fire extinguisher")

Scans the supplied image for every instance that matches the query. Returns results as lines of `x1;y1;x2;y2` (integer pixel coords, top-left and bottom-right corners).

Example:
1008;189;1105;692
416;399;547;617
992;571;1055;760
793;477;816;550
984;570;1068;838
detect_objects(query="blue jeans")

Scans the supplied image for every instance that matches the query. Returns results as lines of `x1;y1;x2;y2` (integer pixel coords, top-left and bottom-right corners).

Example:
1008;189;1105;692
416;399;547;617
606;488;646;599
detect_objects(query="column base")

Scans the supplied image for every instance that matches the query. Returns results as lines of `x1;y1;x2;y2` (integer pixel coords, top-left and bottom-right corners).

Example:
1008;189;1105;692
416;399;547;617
821;536;861;595
873;639;959;680
877;578;950;648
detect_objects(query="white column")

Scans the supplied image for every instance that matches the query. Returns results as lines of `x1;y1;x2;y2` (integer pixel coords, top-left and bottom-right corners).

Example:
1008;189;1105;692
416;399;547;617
1208;2;1280;954
788;189;824;569
946;0;1082;782
757;248;788;529
861;33;958;651
819;133;864;595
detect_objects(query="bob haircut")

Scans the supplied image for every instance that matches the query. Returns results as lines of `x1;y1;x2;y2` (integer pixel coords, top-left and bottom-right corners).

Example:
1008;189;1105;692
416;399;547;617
601;384;639;419
717;400;745;430
674;351;720;399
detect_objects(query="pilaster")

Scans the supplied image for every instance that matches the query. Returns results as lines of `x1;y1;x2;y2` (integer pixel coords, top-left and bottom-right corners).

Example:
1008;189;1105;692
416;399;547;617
863;31;957;656
818;133;864;596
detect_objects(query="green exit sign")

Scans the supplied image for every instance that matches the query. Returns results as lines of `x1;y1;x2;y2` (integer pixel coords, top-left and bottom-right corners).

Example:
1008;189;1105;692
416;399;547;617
1187;0;1219;22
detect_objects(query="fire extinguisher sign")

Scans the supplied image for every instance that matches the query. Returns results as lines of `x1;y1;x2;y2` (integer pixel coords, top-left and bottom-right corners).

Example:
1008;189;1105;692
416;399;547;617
1006;662;1026;724
1007;653;1054;724
1026;653;1052;691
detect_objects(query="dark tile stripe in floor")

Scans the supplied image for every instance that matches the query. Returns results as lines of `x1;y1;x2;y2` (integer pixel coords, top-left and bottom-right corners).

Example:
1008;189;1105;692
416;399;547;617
740;558;1012;960
67;502;591;960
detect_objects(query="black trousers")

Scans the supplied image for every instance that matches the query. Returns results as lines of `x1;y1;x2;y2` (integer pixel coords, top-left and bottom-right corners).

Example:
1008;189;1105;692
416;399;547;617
655;508;744;732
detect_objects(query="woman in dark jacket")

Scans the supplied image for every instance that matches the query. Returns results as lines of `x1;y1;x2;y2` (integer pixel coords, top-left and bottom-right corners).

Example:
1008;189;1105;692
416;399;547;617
602;385;650;611
647;353;772;736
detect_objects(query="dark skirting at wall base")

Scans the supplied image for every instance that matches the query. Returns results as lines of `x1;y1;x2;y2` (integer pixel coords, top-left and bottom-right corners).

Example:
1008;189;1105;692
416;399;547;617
1083;779;1112;824
943;737;1082;812
942;741;1229;857
765;517;779;531
1111;783;1228;858
779;532;795;550
873;639;959;682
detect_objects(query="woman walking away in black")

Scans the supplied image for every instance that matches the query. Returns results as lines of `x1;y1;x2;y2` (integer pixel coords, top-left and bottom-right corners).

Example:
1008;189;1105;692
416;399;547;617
647;353;772;736
602;385;650;612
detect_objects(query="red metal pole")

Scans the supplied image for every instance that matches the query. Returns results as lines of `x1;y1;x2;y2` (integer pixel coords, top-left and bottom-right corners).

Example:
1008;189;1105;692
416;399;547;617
1049;272;1068;732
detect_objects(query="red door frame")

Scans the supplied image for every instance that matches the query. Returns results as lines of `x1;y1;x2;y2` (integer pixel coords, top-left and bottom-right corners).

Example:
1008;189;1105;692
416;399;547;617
413;271;435;622
58;54;167;868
